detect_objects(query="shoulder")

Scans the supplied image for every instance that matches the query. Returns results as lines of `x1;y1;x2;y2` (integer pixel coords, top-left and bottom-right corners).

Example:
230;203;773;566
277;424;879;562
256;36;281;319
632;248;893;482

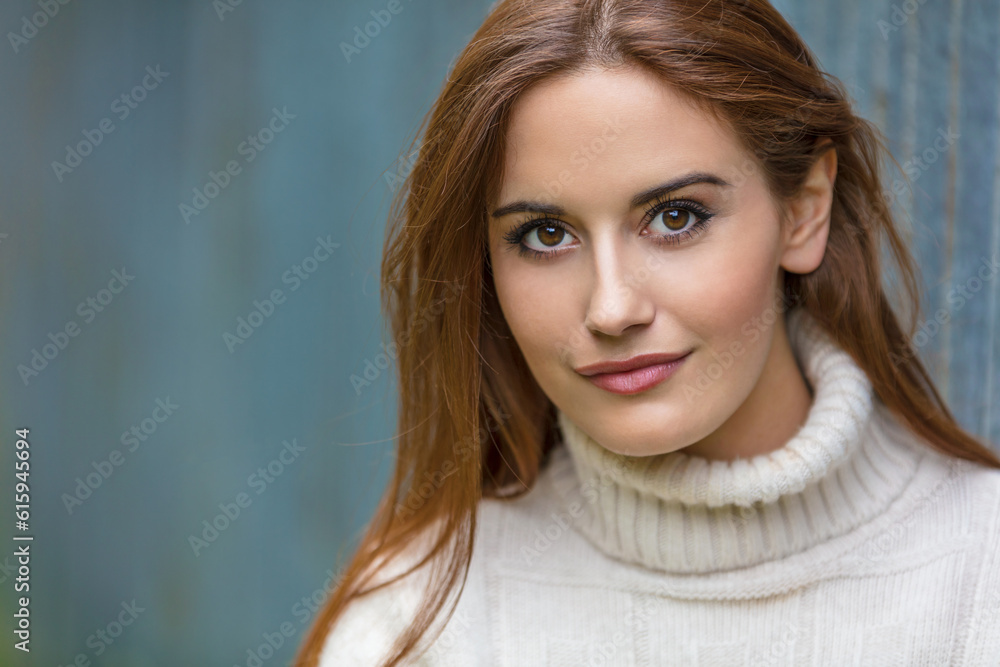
954;457;1000;661
317;580;421;666
317;451;588;666
926;445;1000;539
476;445;605;573
877;405;1000;541
316;530;442;667
962;454;1000;513
960;455;1000;553
316;504;505;667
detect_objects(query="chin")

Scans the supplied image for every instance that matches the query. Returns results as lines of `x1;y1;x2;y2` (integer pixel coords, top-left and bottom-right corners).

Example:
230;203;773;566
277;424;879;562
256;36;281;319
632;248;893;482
567;399;720;458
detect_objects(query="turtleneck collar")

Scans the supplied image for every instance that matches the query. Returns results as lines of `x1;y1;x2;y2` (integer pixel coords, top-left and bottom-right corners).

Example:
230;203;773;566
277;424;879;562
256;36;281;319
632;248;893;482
551;306;928;574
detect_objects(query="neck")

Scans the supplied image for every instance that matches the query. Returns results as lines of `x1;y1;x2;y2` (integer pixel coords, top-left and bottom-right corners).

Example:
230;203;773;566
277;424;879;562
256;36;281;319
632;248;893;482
550;306;930;573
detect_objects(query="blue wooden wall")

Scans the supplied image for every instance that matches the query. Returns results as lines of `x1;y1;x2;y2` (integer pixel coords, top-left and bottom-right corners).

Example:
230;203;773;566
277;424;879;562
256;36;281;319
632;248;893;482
0;0;997;664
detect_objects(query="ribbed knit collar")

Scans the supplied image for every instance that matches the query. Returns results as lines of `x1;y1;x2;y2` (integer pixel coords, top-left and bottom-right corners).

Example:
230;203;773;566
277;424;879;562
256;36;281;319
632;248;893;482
552;306;927;574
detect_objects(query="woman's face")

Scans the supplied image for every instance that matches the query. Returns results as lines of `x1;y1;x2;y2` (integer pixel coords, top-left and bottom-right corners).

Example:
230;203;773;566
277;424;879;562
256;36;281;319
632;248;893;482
487;65;829;458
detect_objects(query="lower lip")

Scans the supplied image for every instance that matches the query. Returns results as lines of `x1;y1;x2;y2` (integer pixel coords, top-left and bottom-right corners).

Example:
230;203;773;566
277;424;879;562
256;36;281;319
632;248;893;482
584;353;691;395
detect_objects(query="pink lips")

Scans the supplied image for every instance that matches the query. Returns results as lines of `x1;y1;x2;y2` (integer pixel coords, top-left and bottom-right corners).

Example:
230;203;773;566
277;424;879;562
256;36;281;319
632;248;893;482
575;351;691;395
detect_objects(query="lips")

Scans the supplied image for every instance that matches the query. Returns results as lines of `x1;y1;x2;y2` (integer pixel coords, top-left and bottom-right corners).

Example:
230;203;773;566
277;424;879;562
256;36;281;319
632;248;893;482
576;351;692;395
575;351;691;376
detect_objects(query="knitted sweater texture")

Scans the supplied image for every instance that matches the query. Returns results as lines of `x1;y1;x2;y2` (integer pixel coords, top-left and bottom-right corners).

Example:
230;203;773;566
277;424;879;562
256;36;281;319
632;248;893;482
320;308;1000;666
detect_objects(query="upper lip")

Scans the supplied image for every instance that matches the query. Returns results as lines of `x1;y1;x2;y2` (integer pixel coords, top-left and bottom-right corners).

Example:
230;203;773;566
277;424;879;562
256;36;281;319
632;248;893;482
574;351;691;376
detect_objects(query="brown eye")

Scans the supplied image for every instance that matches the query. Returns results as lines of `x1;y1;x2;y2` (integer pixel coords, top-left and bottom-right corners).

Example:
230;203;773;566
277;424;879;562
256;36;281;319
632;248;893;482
644;199;715;246
661;208;693;231
535;223;565;246
521;221;574;253
504;218;577;258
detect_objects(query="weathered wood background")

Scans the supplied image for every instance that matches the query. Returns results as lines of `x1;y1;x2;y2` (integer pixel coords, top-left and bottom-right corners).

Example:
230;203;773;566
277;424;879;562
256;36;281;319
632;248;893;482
0;0;996;663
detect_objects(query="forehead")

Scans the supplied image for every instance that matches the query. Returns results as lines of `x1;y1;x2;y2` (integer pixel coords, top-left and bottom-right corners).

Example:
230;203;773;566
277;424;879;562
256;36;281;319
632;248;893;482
497;66;750;205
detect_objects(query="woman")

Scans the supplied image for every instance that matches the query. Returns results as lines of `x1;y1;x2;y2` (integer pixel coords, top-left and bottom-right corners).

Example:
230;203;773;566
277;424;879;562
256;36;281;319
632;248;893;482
297;0;1000;664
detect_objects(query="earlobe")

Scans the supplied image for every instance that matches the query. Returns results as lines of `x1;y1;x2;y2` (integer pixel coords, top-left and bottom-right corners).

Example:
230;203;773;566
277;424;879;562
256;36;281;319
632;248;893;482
779;143;838;275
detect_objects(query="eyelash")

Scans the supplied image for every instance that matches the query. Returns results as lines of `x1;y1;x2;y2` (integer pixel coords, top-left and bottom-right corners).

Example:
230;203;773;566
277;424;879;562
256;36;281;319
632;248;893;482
501;196;716;260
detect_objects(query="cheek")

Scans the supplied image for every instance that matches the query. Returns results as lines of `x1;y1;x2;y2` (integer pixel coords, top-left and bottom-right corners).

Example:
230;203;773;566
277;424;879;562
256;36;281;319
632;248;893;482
703;248;778;335
502;283;576;357
490;253;581;385
652;219;782;351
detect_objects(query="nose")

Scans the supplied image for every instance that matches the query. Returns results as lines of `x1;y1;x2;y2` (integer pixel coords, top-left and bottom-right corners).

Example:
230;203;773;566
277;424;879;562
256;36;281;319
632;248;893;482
583;240;655;337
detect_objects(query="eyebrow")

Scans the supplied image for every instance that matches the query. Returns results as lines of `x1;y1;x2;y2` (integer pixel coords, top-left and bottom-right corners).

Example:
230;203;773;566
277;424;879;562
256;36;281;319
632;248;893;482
490;171;733;218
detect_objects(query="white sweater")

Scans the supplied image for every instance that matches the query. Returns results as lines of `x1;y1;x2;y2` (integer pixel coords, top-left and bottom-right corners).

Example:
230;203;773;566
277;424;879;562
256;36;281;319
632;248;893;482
320;308;1000;666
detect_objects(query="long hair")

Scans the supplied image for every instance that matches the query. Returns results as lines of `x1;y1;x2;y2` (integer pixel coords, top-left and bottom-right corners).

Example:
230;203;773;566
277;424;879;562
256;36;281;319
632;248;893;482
295;0;1000;664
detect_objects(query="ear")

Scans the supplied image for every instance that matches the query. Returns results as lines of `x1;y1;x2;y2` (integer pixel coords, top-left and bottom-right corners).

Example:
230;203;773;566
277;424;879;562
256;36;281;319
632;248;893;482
779;141;837;274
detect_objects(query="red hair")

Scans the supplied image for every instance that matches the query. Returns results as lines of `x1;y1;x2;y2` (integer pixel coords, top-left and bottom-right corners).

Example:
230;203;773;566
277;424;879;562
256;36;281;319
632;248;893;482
295;0;1000;664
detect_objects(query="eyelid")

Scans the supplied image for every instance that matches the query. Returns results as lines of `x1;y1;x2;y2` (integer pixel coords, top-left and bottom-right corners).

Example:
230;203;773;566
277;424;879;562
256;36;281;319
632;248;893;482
502;193;715;257
502;217;578;258
643;193;713;221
